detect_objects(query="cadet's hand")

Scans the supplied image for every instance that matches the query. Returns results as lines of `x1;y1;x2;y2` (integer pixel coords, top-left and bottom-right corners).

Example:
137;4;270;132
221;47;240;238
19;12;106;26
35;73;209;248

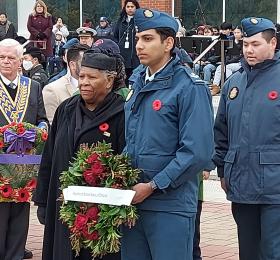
220;178;227;193
131;183;153;204
203;171;210;180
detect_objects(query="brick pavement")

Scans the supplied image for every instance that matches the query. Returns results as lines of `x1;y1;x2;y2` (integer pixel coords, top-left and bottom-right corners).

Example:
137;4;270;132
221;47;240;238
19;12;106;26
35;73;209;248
26;180;239;259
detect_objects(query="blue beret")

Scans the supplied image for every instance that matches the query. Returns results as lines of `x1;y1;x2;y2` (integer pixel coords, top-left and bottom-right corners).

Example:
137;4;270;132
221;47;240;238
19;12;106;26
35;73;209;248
134;8;179;33
241;17;276;37
62;38;79;49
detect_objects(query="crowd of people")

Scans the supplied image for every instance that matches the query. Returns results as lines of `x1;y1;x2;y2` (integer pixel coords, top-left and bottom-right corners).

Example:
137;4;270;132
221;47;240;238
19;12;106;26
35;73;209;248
0;0;280;260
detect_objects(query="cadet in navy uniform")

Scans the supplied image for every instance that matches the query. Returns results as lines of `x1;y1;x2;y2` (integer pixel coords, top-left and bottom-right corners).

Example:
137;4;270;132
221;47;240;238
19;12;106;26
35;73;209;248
213;17;280;260
122;9;214;260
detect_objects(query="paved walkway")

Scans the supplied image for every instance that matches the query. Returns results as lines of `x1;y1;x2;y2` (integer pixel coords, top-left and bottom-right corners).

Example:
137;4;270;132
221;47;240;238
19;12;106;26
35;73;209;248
26;179;239;259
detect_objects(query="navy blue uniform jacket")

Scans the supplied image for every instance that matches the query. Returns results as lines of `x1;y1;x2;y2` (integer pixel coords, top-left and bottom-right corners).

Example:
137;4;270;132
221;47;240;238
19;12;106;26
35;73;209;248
214;52;280;204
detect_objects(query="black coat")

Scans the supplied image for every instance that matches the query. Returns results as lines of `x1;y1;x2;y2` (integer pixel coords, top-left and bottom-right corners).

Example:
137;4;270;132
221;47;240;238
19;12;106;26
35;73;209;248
34;93;125;260
26;64;49;89
113;16;139;69
0;21;17;41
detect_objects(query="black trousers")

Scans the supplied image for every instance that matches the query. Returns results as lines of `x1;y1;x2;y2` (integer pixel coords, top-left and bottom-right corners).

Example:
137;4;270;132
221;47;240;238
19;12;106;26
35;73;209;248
193;200;202;260
232;202;280;260
0;202;30;260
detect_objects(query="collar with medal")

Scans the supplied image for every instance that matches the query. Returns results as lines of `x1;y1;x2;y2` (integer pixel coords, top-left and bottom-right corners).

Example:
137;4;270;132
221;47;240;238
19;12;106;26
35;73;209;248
0;76;31;123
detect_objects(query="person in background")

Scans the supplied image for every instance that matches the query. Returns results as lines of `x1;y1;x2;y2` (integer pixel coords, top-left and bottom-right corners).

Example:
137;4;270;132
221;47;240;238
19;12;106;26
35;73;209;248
48;31;65;76
96;17;113;38
52;17;69;43
48;37;80;83
0;12;17;41
210;26;243;95
76;27;97;47
43;43;89;124
122;8;214;260
27;0;53;59
0;38;48;260
113;0;140;86
83;18;93;28
212;26;220;36
213;17;280;260
23;46;49;89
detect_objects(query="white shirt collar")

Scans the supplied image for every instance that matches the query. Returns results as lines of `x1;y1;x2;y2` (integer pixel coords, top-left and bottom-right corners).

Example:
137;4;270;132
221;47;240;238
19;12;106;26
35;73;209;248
70;75;78;89
144;58;172;84
0;74;18;88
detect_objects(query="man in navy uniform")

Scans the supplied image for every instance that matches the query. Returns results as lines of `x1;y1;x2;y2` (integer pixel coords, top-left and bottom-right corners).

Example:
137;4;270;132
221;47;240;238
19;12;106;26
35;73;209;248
76;26;97;47
213;17;280;260
122;8;214;260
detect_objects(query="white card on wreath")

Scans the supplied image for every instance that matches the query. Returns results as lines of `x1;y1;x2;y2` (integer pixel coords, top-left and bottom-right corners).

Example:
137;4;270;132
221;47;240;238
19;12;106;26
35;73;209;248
62;186;136;206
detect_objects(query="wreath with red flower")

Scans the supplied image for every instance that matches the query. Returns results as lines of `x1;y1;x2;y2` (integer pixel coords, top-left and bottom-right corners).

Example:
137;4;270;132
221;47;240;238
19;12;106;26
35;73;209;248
0;122;47;203
59;141;140;258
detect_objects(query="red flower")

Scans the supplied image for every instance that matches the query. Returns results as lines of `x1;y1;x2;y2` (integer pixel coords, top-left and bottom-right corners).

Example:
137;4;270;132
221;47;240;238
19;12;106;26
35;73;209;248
86;153;99;164
26;178;37;190
0;127;4;133
41;131;48;141
17;122;24;128
268;91;278;100
86;206;99;221
99;123;109;132
74;213;89;231
17;127;25;135
83;170;98;186
0;140;4;149
152;100;162;111
10;122;17;126
16;188;30;202
91;161;104;175
0;184;13;198
82;227;99;240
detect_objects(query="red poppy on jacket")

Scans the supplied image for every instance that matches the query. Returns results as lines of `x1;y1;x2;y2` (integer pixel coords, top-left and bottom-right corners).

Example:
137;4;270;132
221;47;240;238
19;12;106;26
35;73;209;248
152;100;162;111
99;123;109;132
268;90;278;100
0;184;13;198
17;123;24;128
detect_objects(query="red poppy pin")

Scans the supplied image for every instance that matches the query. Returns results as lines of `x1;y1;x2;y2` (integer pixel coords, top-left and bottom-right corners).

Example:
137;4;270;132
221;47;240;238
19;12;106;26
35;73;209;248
99;123;110;137
152;100;162;111
268;91;278;100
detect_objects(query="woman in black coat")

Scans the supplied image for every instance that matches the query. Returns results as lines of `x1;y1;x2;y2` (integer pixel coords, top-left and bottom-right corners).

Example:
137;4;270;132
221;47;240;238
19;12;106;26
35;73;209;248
113;0;140;85
34;52;124;260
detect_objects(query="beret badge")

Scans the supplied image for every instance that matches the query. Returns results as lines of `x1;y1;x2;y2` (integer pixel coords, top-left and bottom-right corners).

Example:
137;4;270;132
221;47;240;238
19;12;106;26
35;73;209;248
144;9;154;18
250;18;259;25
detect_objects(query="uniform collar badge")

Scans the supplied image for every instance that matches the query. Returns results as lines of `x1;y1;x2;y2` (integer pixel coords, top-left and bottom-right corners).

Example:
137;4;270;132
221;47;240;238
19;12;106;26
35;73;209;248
144;9;154;18
228;87;239;100
250;18;259;24
268;90;278;100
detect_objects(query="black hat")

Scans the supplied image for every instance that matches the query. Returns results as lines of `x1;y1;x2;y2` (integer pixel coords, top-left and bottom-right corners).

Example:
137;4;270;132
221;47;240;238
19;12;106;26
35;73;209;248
81;52;116;71
23;46;44;61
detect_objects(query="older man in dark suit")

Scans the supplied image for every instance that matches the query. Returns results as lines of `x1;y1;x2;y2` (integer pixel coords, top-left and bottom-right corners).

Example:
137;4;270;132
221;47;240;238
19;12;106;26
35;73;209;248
0;38;48;260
